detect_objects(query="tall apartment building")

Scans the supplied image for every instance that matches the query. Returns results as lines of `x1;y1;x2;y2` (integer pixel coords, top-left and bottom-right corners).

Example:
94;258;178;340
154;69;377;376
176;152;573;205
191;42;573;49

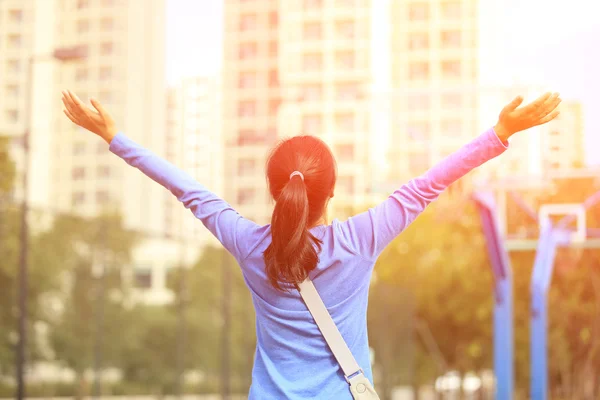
164;75;223;243
222;1;280;225
277;0;385;218
222;0;586;221
383;0;486;195
541;100;585;171
0;0;183;304
1;0;167;232
54;0;167;234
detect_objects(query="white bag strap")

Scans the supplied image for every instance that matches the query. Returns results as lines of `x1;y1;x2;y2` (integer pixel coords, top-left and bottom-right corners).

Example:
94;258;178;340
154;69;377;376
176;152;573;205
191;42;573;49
297;278;363;380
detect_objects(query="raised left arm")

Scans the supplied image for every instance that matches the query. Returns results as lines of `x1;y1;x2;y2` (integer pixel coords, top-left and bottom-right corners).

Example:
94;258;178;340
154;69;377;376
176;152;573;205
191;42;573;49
109;132;258;260
61;90;258;260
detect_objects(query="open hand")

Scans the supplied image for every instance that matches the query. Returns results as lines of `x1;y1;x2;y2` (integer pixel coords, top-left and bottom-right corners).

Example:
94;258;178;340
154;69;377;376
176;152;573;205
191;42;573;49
494;92;561;142
61;90;117;144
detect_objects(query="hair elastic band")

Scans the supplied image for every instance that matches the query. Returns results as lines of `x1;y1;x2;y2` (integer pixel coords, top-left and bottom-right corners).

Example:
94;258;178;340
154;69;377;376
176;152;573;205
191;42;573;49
289;171;304;181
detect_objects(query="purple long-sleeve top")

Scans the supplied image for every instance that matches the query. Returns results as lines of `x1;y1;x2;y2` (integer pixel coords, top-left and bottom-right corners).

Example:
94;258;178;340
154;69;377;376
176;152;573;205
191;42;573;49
109;127;508;399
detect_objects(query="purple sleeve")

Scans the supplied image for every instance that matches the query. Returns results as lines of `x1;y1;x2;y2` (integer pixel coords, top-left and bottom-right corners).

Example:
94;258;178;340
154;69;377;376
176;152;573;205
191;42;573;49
337;127;509;261
109;132;258;261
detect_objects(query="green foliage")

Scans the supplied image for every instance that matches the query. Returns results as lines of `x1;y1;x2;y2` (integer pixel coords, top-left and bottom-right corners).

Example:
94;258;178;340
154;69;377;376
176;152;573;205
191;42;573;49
0;135;16;195
44;212;141;398
370;196;494;391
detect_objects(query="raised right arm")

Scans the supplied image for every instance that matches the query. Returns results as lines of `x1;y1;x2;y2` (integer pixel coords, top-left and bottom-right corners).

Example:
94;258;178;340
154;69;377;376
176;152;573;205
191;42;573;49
337;127;507;260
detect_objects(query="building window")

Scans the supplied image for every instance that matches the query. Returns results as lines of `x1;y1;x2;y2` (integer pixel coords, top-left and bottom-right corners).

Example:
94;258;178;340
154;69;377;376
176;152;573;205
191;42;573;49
74;67;88;82
6;109;19;123
72;167;85;180
269;41;278;57
77;19;90;33
406;121;430;141
304;0;323;9
442;93;462;109
302;115;322;134
73;142;86;155
237;158;256;176
6;85;19;99
96;190;110;204
240;14;257;31
238;101;256;117
304;22;322;40
441;1;461;19
99;67;112;81
239;42;257;60
269;69;278;87
72;192;85;206
77;0;90;9
98;165;110;178
441;60;461;78
441;119;463;135
407;93;430;111
98;91;113;104
9;9;23;23
100;42;114;55
441;31;461;48
335;144;354;161
8;34;22;49
133;268;152;289
408;32;429;50
269;12;278;29
336;83;360;101
100;17;114;31
335;113;355;132
269;99;280;114
303;53;323;70
409;2;429;21
409;62;429;80
338;176;354;195
336;21;354;39
238;71;257;88
7;60;21;74
302;84;323;101
336;51;355;69
237;188;255;205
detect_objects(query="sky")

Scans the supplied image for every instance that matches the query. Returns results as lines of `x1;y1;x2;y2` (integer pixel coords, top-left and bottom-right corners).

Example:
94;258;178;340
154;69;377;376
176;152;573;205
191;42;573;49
165;0;599;165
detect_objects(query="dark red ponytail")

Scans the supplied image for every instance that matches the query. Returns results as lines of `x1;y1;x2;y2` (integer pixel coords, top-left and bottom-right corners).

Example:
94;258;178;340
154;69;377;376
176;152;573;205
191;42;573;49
264;135;336;291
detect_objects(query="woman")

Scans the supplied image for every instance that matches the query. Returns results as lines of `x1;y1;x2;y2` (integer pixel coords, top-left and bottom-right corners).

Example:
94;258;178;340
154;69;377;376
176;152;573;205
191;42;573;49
62;90;560;399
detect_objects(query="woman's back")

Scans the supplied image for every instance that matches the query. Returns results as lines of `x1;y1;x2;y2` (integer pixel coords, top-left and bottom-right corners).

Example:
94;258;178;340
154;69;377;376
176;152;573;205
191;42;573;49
241;222;376;399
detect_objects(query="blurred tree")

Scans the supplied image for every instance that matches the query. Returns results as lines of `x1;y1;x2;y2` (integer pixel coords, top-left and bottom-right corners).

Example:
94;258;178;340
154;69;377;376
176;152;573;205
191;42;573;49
180;246;256;393
46;212;140;398
0;135;16;194
0;134;18;376
0;135;70;377
370;195;495;393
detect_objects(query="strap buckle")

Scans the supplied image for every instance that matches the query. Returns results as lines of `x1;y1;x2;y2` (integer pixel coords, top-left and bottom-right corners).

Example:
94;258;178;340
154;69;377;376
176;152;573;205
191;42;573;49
344;368;364;383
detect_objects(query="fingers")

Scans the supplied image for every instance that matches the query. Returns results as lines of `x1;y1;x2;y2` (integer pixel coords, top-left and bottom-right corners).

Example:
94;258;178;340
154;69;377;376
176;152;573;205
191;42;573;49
90;98;109;121
535;93;561;122
65;90;93;120
63;108;79;125
502;95;524;113
534;110;560;126
62;94;80;122
521;92;553;116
